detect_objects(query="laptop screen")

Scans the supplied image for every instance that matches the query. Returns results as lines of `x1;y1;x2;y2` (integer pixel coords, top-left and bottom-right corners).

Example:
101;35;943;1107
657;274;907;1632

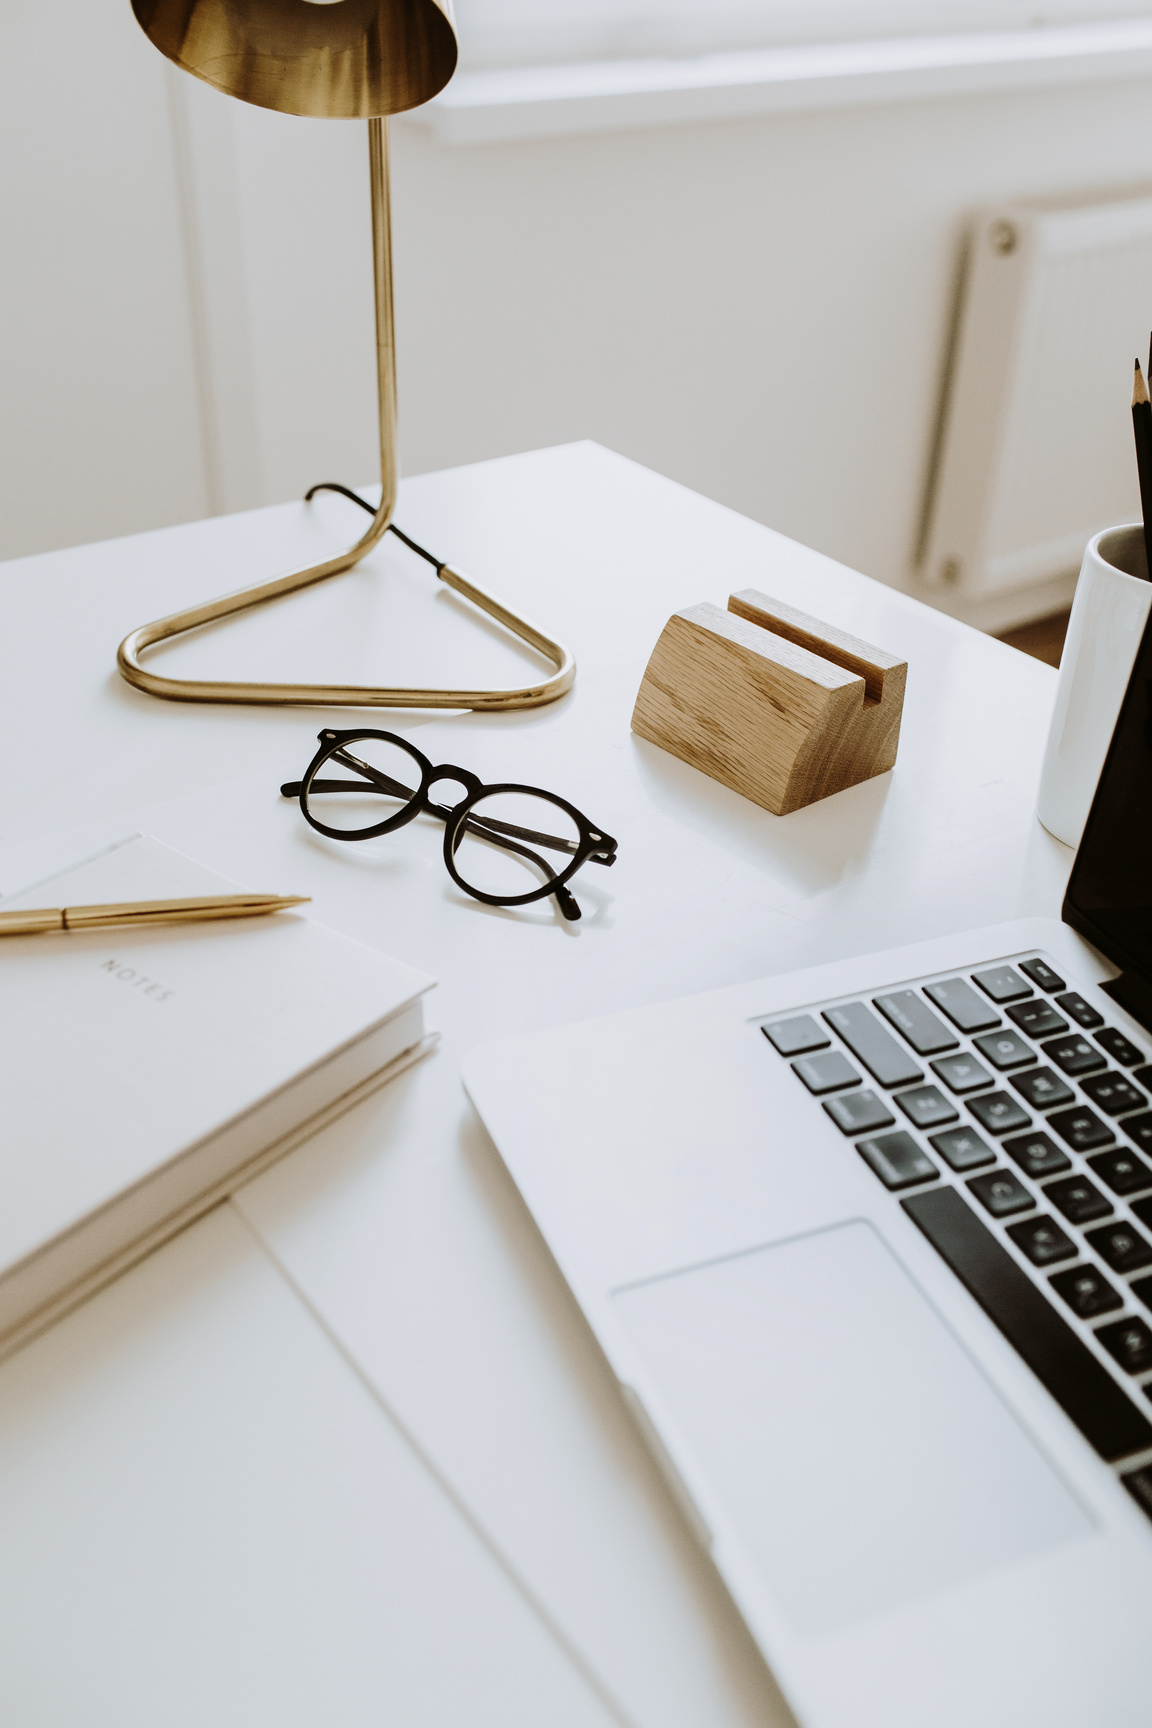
1064;603;1152;981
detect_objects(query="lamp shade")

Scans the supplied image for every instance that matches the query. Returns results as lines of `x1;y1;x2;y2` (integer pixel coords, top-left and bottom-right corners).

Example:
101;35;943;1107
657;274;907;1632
131;0;457;117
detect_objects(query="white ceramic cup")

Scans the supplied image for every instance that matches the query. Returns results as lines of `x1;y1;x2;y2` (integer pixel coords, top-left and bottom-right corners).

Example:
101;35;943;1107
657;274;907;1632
1036;522;1152;849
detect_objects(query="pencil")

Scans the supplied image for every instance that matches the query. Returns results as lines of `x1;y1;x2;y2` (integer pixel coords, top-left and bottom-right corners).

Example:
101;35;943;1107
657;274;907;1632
0;893;310;938
1132;361;1152;583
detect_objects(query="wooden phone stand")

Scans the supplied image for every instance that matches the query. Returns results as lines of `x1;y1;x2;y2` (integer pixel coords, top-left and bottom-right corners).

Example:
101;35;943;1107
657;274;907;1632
631;588;906;815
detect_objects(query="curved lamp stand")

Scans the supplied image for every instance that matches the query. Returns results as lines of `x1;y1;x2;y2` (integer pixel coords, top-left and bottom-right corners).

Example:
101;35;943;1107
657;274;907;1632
116;120;575;712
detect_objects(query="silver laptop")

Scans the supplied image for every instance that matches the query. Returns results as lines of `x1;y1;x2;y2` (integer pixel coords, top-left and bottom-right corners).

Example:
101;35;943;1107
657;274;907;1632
463;625;1152;1728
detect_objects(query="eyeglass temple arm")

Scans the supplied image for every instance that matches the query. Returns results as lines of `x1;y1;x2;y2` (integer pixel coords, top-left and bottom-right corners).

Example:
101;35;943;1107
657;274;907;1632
283;755;616;865
460;811;615;864
330;748;616;862
278;766;590;921
447;814;582;922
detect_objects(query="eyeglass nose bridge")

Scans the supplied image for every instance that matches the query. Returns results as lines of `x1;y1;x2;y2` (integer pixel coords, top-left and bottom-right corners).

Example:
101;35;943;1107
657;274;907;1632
423;763;483;813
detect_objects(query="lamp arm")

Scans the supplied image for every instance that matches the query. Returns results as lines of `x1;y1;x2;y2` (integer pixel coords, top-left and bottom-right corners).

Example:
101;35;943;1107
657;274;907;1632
367;115;398;548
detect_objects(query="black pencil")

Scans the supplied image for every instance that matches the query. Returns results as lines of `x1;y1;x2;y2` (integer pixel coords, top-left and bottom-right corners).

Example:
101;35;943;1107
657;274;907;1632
1132;360;1152;582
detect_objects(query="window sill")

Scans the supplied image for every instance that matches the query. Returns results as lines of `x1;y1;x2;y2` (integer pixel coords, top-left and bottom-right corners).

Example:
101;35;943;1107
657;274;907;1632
402;18;1152;145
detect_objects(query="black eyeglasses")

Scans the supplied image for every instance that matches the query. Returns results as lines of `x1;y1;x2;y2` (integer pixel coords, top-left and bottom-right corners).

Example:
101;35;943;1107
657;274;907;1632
281;730;618;922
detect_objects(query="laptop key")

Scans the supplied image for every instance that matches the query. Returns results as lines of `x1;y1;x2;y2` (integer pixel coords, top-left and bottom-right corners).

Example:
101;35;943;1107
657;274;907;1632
1002;1130;1071;1178
1006;1001;1069;1039
1080;1072;1148;1117
1123;1113;1152;1155
1096;1028;1146;1068
1043;1175;1113;1224
1041;1034;1108;1076
1050;1264;1124;1319
924;979;1001;1033
1047;1106;1115;1152
972;965;1033;1003
929;1126;996;1171
901;1185;1152;1461
1019;958;1066;993
763;1015;829;1056
1130;1275;1152;1312
967;1091;1032;1136
1125;1472;1152;1534
872;990;958;1054
973;1030;1037;1072
894;1085;959;1129
1088;1147;1152;1196
1085;1221;1152;1274
967;1169;1035;1217
1132;1196;1152;1230
1010;1067;1075;1111
856;1131;938;1190
822;1003;923;1088
1007;1215;1078;1266
931;1053;994;1094
1055;991;1104;1030
1134;1065;1152;1093
1123;1467;1152;1520
1096;1317;1152;1376
822;1090;895;1135
792;1051;861;1095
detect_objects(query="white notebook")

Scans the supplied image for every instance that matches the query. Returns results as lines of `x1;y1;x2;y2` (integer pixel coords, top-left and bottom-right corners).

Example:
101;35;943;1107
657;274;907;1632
0;834;435;1356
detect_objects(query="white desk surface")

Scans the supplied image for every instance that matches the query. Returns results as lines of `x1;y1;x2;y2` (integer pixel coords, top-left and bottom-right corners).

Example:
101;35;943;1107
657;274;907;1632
0;442;1072;1726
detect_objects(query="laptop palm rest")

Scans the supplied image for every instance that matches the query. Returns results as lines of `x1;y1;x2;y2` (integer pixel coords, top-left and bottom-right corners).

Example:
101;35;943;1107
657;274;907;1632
613;1219;1092;1637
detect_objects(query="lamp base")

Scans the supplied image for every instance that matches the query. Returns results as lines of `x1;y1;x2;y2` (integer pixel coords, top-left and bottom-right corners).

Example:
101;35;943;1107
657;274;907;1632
115;119;575;712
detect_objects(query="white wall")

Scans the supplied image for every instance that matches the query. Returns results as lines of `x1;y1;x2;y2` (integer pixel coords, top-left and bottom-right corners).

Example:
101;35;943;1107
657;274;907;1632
0;0;209;560
386;82;1152;616
5;5;1152;629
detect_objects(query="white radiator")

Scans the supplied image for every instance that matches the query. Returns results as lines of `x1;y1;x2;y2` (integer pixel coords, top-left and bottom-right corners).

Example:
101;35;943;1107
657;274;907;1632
920;188;1152;615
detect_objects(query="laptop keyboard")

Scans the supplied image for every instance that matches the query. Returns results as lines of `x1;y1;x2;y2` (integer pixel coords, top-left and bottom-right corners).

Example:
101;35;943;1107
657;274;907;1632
762;954;1152;1517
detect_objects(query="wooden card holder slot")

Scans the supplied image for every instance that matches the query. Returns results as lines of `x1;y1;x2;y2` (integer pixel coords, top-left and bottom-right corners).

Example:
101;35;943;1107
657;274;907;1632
631;588;906;815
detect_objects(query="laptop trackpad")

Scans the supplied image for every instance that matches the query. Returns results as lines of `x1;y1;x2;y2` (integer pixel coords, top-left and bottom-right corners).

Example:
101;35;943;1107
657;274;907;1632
612;1220;1091;1637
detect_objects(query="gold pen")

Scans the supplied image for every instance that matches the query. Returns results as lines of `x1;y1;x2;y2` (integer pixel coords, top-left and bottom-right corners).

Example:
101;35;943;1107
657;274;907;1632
0;894;310;937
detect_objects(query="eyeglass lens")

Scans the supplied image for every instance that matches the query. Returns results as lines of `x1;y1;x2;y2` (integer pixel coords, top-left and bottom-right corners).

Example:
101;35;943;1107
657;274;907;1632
450;790;582;902
304;736;421;833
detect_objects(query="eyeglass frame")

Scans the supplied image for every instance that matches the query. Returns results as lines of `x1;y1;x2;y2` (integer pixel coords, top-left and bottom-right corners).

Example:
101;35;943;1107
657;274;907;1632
281;728;618;922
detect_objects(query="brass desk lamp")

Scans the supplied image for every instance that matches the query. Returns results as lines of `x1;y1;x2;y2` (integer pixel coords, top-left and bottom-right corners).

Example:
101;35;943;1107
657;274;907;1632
118;0;575;711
